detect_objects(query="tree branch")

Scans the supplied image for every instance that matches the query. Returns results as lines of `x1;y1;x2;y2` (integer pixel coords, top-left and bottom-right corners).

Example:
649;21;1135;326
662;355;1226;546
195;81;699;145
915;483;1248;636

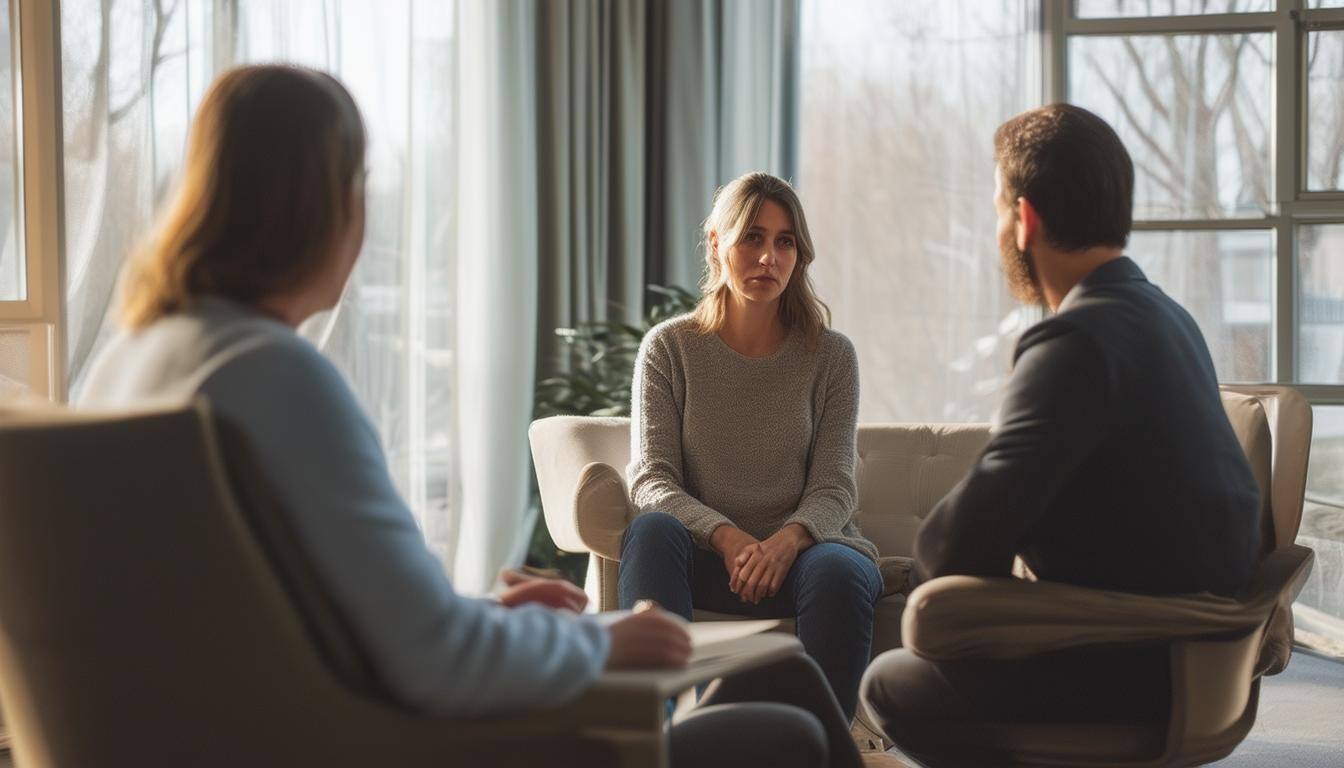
1121;37;1171;124
1085;52;1184;184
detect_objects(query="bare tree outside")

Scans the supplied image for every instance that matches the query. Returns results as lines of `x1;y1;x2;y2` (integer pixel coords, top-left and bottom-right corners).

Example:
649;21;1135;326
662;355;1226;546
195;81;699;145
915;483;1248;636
1075;0;1270;15
1072;0;1344;645
1307;30;1344;191
1070;28;1274;383
799;0;1041;424
59;0;460;560
61;0;197;395
802;0;1344;643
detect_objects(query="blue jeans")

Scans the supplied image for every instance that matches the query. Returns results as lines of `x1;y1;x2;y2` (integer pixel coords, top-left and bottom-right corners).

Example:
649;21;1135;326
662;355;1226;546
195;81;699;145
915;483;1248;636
618;512;881;722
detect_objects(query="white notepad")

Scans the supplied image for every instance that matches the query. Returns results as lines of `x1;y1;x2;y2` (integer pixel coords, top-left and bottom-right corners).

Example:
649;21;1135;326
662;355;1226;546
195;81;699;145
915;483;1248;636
595;611;782;662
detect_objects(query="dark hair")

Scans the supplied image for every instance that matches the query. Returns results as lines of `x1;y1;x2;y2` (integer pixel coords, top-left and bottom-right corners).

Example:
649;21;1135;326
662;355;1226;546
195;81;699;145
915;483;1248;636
122;65;367;328
993;103;1133;251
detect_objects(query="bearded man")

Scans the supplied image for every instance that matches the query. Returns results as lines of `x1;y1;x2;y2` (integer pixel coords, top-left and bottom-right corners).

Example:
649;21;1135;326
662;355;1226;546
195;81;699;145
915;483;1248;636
859;103;1262;767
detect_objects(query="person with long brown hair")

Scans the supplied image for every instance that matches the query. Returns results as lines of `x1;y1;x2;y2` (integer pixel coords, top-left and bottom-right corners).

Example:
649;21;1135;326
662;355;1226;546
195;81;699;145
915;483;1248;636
80;62;697;713
620;172;882;724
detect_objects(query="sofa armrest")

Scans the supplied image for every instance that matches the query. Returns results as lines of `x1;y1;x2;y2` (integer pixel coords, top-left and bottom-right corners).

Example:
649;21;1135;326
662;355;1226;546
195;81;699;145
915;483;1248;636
903;545;1314;662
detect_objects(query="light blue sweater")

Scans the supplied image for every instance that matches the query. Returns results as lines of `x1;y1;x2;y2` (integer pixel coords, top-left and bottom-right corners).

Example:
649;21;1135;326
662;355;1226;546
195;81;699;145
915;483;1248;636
80;297;610;715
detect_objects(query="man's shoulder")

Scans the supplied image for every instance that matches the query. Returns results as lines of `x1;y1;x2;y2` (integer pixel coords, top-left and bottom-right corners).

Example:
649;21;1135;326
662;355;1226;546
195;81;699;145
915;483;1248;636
1013;313;1099;362
1018;279;1187;361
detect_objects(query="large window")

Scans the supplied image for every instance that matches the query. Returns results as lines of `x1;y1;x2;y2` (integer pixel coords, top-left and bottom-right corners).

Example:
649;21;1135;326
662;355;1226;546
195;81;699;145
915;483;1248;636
799;0;1042;423
802;0;1344;647
0;0;60;400
1059;0;1344;646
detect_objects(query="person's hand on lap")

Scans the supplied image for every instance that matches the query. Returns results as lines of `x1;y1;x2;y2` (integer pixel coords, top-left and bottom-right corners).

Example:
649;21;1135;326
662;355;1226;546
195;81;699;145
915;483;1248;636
709;524;761;591
497;569;589;612
733;523;814;604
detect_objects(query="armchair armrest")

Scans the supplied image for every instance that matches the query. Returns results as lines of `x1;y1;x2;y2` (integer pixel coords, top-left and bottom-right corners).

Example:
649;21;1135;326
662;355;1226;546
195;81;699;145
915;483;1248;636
571;462;635;561
529;417;633;558
903;545;1314;662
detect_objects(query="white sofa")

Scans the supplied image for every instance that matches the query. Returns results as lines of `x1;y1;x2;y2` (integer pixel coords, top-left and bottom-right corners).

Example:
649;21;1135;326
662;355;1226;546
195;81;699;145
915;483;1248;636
528;386;1297;661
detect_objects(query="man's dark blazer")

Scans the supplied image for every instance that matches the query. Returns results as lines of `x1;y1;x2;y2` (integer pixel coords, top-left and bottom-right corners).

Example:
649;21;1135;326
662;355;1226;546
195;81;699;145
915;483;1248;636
913;257;1261;597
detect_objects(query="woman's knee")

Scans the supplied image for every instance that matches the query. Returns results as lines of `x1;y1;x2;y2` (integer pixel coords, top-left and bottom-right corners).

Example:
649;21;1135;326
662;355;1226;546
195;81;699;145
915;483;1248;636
794;544;881;607
621;511;691;558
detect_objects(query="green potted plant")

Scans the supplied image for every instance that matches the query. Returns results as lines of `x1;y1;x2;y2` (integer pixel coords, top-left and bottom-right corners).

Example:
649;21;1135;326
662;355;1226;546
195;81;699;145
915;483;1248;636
526;286;699;584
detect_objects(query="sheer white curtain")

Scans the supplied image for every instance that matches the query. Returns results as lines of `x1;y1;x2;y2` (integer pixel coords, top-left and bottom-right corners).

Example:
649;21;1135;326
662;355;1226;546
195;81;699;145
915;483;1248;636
61;0;476;584
450;0;540;591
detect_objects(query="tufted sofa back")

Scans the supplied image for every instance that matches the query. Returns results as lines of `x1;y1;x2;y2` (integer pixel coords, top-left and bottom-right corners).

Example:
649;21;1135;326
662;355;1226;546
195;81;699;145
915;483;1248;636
530;387;1291;562
531;416;989;559
854;424;990;557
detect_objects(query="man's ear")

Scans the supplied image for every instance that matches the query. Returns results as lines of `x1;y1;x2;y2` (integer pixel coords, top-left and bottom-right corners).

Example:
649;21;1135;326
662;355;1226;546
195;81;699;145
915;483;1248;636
1016;196;1041;253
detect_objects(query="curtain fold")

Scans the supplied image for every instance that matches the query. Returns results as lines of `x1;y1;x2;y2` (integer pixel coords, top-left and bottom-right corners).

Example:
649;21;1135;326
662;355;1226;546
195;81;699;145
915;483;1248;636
643;0;800;294
450;0;542;592
536;0;800;362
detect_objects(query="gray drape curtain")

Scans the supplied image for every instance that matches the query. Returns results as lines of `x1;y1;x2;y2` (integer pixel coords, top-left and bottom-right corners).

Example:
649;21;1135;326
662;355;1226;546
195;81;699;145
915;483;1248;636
644;0;800;295
454;0;800;588
533;0;800;360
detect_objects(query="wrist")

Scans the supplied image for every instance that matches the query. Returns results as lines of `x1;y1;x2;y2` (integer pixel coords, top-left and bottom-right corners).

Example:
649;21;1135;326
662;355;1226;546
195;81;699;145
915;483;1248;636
709;523;739;554
784;523;813;552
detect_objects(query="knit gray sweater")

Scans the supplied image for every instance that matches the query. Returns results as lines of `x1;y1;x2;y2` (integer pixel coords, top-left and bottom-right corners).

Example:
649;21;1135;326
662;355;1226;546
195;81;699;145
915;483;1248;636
628;314;878;561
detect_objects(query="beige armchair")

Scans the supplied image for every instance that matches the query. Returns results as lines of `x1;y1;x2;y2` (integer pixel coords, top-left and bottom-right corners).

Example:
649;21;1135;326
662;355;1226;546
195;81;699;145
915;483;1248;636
0;401;799;768
898;385;1314;767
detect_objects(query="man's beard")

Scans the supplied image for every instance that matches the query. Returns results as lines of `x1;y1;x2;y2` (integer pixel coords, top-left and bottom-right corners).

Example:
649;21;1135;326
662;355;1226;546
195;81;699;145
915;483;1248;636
1000;241;1045;307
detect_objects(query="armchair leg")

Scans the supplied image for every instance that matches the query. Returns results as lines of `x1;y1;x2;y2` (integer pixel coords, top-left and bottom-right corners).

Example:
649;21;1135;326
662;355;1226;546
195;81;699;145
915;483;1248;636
598;556;621;611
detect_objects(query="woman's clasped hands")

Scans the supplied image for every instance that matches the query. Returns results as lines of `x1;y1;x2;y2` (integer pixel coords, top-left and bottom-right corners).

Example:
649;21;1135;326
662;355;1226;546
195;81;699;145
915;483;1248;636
711;523;814;604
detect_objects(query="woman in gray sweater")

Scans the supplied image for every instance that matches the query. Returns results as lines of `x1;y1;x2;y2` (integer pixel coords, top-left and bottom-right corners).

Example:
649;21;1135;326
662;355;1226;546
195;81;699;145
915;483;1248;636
620;172;882;722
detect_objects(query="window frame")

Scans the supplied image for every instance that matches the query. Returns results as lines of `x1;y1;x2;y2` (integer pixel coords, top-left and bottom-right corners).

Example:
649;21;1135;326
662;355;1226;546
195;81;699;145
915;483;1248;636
1047;0;1344;404
0;0;64;400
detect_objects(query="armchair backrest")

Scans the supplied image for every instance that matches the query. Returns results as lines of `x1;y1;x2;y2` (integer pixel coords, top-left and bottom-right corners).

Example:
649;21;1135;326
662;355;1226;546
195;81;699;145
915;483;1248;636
0;403;620;768
1218;386;1312;555
0;403;370;766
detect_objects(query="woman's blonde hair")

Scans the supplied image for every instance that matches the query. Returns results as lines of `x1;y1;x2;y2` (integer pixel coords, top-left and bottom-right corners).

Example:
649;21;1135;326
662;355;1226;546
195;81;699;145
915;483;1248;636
692;172;830;345
121;64;366;328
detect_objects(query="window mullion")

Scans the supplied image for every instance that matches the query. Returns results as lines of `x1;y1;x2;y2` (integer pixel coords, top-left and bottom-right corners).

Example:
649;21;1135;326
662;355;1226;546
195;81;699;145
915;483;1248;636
1043;0;1068;104
1273;2;1300;386
1065;12;1278;36
9;0;65;399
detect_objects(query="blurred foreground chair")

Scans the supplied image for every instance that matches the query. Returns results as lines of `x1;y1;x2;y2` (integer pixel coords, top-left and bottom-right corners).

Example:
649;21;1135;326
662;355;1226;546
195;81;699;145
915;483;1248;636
0;402;796;768
898;385;1314;767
